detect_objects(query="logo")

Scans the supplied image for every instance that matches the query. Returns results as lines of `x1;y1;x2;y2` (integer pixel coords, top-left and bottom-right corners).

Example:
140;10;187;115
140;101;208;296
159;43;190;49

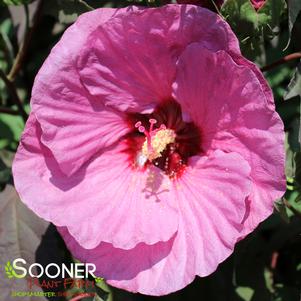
3;258;97;279
2;258;100;299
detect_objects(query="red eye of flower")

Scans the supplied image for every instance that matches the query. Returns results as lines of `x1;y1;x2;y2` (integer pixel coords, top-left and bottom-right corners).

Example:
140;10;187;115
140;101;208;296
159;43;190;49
126;100;201;179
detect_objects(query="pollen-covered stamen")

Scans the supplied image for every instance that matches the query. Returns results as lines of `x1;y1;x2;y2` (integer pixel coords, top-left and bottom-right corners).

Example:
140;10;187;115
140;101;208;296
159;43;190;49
135;118;176;163
142;128;176;161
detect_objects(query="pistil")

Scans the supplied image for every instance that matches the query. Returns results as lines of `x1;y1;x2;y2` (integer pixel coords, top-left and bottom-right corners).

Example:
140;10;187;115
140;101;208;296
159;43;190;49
135;118;176;164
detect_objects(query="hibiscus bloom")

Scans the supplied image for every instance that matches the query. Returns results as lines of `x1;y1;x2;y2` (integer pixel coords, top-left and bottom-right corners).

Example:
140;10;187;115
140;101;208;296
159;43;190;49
13;4;285;296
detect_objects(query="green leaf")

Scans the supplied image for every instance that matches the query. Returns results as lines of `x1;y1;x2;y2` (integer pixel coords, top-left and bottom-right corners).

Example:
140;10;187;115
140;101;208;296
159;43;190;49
285;63;301;100
0;19;14;72
285;133;296;181
284;152;301;213
263;267;275;294
235;286;254;301
284;64;301;151
0;112;24;150
288;0;301;34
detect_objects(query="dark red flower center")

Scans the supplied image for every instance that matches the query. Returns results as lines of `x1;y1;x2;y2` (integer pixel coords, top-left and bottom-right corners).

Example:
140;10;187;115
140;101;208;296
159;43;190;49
125;100;201;179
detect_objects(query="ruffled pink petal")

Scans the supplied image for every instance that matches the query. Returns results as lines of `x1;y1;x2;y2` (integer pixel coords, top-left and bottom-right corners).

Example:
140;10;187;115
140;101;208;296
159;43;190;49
173;44;285;238
13;114;178;250
229;51;274;107
31;8;140;176
78;4;240;113
59;150;251;296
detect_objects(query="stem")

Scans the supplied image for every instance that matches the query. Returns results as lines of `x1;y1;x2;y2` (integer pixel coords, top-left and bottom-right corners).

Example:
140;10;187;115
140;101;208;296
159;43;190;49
69;293;93;301
0;106;19;115
78;0;94;10
7;0;44;82
261;52;301;72
210;0;221;14
24;4;30;34
0;69;28;122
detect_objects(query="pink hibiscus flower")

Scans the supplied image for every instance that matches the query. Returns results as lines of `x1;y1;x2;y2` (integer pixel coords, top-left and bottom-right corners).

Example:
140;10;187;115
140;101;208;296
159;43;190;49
13;4;285;296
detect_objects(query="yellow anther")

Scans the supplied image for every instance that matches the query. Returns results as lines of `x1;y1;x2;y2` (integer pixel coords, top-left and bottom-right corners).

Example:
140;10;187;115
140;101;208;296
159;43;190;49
142;129;176;161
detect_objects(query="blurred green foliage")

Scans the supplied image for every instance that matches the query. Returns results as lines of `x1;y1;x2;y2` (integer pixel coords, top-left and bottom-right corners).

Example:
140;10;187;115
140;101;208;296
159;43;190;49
221;0;286;61
0;0;31;5
0;0;301;300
